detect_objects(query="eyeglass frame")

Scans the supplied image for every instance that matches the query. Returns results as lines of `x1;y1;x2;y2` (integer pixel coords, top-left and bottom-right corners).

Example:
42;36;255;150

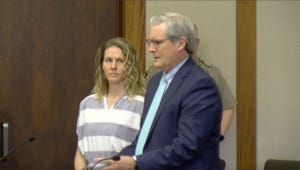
145;38;170;48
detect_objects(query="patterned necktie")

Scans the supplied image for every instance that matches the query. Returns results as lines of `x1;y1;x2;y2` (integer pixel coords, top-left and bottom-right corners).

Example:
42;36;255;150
135;73;167;155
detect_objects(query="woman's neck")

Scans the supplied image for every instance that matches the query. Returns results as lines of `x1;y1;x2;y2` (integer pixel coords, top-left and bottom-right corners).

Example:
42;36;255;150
106;83;125;108
108;82;125;97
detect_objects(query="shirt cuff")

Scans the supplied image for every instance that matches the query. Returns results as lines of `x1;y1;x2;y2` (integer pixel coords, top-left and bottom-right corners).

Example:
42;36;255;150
133;156;137;161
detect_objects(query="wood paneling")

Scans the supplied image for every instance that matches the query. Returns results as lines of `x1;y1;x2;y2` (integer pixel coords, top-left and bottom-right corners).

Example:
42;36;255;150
121;0;146;72
236;1;256;169
0;0;120;168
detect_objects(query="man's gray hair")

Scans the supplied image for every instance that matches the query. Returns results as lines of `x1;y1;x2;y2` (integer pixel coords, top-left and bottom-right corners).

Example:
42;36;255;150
150;12;196;54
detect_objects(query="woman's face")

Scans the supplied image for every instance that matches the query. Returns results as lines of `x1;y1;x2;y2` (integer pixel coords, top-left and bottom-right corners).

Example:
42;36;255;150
102;46;125;84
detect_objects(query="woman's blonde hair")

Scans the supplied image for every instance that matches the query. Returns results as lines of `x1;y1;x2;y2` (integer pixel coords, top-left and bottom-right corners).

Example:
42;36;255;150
93;37;145;99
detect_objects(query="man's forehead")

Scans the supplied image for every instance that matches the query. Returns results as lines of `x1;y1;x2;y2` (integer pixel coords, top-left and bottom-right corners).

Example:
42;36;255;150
150;24;166;38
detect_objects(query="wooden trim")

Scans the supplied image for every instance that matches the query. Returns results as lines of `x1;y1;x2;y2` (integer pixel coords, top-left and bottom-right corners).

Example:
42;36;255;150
236;1;256;169
121;0;146;72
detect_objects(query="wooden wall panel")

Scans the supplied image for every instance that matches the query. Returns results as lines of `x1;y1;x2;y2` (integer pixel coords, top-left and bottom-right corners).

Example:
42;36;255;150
121;0;146;72
236;1;256;169
0;0;120;168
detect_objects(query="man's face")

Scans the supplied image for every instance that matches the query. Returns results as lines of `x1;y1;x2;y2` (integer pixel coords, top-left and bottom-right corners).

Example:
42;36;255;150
147;23;178;72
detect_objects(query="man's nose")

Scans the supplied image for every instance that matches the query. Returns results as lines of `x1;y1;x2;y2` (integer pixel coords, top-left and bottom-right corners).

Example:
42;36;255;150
148;44;156;52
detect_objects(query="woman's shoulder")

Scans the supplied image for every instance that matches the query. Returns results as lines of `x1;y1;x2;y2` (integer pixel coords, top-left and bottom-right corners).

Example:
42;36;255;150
79;94;100;107
81;93;97;101
132;95;144;102
122;94;144;104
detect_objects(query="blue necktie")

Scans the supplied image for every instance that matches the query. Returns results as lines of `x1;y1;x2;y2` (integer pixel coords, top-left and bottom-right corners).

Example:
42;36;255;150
135;73;167;155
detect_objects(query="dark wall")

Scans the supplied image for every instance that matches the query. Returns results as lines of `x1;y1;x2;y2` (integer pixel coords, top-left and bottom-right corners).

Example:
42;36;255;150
0;0;120;169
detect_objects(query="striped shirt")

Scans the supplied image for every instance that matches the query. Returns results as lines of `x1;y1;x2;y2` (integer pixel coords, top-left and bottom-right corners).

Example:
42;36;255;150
76;94;144;164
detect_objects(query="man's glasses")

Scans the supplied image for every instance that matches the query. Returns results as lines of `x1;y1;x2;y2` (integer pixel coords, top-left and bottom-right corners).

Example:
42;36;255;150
146;38;169;48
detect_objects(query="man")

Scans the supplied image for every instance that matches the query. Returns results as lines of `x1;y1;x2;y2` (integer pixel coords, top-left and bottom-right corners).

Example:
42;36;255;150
145;24;236;137
104;12;222;170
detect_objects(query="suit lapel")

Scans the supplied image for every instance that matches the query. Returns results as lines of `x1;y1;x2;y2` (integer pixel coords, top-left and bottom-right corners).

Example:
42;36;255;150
148;57;196;136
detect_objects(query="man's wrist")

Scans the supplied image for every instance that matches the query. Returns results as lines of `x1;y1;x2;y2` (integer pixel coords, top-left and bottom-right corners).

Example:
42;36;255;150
132;156;138;170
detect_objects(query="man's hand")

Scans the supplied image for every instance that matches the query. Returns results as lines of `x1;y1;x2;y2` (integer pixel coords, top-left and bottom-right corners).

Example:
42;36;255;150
103;156;136;170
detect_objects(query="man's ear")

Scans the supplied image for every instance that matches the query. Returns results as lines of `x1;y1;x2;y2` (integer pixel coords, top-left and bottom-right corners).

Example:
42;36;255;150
175;36;187;52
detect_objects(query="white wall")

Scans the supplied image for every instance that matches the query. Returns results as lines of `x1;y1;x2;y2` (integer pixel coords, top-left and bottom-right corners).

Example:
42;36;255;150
146;1;237;170
146;1;300;170
257;1;300;170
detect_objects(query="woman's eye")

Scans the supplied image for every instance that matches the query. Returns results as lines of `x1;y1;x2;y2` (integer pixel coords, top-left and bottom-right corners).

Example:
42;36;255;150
104;58;112;63
116;59;124;64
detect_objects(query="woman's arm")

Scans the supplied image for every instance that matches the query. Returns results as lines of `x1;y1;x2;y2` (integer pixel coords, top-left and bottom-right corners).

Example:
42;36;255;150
74;147;86;170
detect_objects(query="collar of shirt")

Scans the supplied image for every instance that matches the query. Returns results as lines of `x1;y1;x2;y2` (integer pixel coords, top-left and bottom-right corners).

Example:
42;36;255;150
164;56;190;90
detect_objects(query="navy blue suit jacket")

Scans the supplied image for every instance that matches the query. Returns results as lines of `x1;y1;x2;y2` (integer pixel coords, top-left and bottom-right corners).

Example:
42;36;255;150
120;57;222;170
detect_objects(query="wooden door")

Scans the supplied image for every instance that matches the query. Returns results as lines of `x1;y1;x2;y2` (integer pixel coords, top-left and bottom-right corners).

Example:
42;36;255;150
0;0;121;169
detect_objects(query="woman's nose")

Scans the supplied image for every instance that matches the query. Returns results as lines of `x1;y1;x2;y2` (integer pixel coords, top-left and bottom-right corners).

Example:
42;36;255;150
110;61;117;69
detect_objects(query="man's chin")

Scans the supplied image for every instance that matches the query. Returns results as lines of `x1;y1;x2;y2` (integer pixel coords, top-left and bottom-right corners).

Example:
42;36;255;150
152;63;162;69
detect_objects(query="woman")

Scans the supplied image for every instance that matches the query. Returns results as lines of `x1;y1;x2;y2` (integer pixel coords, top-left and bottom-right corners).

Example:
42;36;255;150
74;37;145;170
